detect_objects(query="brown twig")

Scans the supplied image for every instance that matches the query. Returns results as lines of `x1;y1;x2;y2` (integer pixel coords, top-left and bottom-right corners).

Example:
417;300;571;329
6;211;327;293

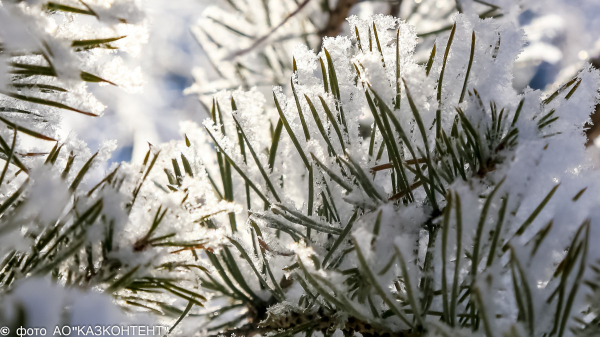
225;0;362;60
319;0;359;39
224;0;313;60
370;158;426;173
389;180;423;201
389;0;403;17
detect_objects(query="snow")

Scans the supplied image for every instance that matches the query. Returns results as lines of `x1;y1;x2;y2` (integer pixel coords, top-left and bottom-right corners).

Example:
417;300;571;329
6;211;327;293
2;0;600;336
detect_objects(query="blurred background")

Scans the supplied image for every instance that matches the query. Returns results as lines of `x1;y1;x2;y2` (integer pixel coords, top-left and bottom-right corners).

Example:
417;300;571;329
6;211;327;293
61;0;210;164
60;0;600;165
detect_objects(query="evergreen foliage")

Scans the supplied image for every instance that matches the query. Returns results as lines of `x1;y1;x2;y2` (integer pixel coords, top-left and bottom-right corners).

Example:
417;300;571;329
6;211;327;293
1;1;600;337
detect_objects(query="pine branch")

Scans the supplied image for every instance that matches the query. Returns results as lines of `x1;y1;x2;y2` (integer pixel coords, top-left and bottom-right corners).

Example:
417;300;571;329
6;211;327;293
208;309;421;337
